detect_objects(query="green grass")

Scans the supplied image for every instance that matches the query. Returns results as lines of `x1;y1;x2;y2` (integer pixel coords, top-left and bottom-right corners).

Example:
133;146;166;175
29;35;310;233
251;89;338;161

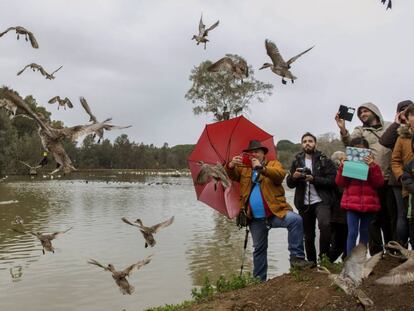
318;254;343;274
144;273;260;311
289;267;311;282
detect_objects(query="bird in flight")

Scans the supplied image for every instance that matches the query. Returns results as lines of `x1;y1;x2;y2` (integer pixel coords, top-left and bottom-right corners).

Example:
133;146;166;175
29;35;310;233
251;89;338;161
0;26;39;48
17;63;62;80
192;14;219;50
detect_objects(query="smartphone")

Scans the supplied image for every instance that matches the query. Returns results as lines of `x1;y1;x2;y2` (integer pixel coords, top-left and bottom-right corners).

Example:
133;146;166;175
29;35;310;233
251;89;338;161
241;153;252;166
338;105;356;122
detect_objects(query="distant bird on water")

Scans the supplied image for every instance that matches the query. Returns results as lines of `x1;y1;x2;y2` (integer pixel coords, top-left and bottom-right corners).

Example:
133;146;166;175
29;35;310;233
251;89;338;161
13;227;73;254
122;216;174;248
208;56;249;83
0;26;39;48
259;39;314;85
19;160;42;175
192;14;219;50
79;97;131;143
381;0;392;10
319;243;382;307
11;216;24;225
48;96;73;110
196;161;231;190
88;255;152;295
376;241;414;285
17;63;62;80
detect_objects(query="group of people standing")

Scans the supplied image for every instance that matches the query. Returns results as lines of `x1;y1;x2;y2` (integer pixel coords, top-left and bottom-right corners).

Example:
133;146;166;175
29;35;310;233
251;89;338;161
226;99;414;282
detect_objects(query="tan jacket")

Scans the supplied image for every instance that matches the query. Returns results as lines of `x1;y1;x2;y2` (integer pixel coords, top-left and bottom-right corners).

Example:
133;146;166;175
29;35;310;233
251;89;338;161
226;159;292;219
391;125;414;196
341;102;392;179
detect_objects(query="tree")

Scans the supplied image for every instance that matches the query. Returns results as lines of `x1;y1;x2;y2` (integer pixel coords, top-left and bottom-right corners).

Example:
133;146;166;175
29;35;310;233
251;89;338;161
185;54;274;121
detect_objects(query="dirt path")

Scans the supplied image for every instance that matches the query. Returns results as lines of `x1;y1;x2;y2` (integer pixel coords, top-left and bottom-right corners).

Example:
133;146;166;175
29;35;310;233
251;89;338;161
183;255;414;311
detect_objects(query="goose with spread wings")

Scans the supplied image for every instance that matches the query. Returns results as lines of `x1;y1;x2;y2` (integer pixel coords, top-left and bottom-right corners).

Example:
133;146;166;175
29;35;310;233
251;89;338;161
122;216;174;248
376;241;414;285
208;57;249;83
13;227;73;254
17;63;62;80
48;96;73;110
259;39;314;85
80;97;131;143
192;14;219;50
19;160;42;175
88;255;152;295
319;243;382;307
2;87;131;175
0;26;39;48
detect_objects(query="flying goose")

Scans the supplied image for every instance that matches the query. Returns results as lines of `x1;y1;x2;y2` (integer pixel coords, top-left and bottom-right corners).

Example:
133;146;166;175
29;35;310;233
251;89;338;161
196;161;231;190
0;26;39;48
2;87;131;175
121;216;174;248
381;0;392;10
88;255;152;295
13;227;73;254
17;63;62;80
0;98;18;118
376;241;414;285
19;160;42;175
259;39;314;84
79;97;131;143
319;244;382;307
192;14;219;50
208;57;249;83
48;96;73;110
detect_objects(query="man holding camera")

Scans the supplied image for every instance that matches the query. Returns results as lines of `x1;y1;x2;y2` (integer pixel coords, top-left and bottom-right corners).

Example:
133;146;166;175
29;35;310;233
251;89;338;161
227;140;312;282
335;103;394;255
286;132;337;265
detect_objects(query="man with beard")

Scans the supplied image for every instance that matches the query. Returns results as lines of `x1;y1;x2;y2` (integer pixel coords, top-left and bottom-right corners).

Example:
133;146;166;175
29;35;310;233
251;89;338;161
335;103;394;255
286;132;337;265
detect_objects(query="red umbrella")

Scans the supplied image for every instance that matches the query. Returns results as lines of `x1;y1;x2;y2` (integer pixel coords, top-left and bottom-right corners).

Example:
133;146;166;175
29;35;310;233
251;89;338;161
188;116;276;218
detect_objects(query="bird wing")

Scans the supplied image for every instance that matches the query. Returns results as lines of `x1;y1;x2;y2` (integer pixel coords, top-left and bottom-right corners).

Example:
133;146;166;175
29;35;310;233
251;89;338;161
17;64;32;76
239;59;249;77
196;163;214;184
375;258;414;285
50;65;63;76
198;14;205;34
61;121;113;141
341;243;367;285
205;20;219;34
1;87;52;135
265;39;287;66
19;160;41;169
27;30;39;49
79;97;98;123
50;226;73;239
207;57;234;73
287;46;314;65
64;98;74;108
101;124;132;131
214;163;231;188
0;27;16;37
48;96;60;104
88;259;110;271
362;251;382;279
151;216;174;233
122;255;153;276
121;217;139;227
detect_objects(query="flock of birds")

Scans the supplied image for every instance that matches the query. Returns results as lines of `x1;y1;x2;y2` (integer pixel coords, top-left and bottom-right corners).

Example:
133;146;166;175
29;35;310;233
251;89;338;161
11;215;174;295
0;25;131;175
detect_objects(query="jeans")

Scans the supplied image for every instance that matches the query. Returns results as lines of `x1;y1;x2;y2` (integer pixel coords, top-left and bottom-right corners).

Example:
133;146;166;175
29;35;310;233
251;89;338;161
394;186;409;246
249;211;305;281
299;202;331;263
347;210;372;255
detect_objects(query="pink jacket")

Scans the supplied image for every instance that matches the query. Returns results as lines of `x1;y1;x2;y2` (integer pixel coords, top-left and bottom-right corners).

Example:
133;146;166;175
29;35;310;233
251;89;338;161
335;163;384;213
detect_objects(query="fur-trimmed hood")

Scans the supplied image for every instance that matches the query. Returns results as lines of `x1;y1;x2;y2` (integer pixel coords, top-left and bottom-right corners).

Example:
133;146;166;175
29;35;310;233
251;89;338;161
397;124;412;139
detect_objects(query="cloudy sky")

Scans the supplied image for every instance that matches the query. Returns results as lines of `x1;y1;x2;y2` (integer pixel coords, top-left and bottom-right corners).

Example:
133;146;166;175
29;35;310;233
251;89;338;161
0;0;412;146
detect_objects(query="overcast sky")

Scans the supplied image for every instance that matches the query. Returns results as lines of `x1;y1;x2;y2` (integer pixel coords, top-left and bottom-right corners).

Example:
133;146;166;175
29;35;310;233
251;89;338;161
0;0;412;147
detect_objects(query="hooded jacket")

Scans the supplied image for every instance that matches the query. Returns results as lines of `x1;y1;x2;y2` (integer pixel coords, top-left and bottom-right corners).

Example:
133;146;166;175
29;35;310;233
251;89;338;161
392;126;414;196
341;103;392;179
286;150;337;212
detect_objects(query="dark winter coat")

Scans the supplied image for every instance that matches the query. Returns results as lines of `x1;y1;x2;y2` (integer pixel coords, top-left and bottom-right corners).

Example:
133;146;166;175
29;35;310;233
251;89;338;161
335;163;384;213
402;159;414;219
286;150;337;212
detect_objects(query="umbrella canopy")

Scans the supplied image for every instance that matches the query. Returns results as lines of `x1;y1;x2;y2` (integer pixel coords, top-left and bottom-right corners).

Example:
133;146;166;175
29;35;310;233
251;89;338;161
188;116;276;218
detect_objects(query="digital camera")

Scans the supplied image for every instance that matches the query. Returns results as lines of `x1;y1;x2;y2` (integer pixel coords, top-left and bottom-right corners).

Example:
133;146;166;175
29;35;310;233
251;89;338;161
297;167;312;178
241;153;252;166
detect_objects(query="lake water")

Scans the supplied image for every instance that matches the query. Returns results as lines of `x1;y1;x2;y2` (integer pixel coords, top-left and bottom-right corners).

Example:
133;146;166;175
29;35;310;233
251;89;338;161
0;173;293;311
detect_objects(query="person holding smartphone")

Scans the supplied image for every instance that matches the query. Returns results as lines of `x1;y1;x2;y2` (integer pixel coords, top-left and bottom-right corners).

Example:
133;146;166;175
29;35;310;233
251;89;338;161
226;140;312;282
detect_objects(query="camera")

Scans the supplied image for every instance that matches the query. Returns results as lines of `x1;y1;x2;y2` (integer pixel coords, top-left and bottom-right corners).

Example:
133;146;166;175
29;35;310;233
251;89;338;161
338;105;356;122
241;153;252;166
297;167;312;178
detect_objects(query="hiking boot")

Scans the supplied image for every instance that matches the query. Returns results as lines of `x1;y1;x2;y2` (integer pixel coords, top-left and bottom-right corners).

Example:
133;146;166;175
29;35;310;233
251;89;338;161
290;257;315;269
